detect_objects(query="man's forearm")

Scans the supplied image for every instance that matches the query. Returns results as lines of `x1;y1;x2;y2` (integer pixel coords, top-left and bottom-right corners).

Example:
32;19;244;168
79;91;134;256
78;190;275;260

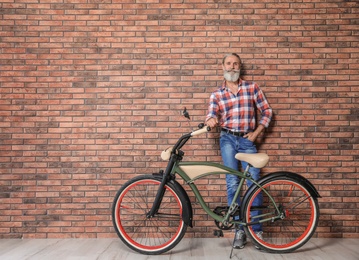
253;124;265;136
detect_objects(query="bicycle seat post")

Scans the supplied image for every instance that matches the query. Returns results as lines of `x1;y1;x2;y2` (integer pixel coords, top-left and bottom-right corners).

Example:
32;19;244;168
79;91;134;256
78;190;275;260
243;164;252;177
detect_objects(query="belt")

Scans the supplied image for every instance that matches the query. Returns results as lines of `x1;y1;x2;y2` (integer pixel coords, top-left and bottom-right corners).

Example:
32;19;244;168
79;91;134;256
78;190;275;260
221;128;246;137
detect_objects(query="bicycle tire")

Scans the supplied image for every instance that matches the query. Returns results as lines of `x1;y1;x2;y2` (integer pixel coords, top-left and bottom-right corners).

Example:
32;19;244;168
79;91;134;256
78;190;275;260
112;175;188;255
242;175;320;253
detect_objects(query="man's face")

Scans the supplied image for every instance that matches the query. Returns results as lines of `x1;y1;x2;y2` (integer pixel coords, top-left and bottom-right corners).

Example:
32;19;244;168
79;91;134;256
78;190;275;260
222;55;241;82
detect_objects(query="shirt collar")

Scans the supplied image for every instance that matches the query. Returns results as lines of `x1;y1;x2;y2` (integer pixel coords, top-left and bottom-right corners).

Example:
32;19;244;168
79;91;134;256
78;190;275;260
221;79;243;90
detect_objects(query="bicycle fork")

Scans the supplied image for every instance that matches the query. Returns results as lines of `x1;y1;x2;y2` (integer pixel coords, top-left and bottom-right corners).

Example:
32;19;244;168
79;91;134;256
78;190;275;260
146;156;177;218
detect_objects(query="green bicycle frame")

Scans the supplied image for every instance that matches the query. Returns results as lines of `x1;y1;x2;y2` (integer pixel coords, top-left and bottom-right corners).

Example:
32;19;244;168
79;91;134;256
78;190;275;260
173;161;281;227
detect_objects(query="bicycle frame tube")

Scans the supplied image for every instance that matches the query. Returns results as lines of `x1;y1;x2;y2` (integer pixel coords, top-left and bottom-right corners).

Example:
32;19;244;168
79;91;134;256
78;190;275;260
174;161;280;226
174;161;245;224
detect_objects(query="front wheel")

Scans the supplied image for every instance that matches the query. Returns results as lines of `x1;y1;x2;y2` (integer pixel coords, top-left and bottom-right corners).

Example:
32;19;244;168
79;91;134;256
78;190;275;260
242;175;320;253
112;175;188;255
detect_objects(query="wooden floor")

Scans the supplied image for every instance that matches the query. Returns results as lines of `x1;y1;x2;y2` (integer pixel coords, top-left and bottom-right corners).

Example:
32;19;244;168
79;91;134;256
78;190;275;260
0;238;358;260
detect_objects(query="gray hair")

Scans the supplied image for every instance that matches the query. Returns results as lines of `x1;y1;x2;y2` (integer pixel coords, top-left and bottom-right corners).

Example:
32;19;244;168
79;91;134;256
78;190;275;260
222;53;241;65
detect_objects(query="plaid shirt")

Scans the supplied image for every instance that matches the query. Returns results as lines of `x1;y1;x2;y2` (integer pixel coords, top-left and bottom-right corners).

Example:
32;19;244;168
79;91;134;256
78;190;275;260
206;79;272;133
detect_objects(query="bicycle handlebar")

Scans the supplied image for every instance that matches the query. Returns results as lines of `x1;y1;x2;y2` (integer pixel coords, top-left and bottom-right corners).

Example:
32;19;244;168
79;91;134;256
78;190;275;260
161;125;211;161
190;125;211;137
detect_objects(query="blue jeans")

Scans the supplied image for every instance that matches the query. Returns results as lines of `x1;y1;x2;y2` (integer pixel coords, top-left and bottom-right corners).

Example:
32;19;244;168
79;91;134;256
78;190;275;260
220;131;262;232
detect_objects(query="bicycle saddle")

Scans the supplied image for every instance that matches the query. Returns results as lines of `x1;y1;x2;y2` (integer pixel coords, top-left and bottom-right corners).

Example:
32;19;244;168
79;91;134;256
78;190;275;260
234;153;269;168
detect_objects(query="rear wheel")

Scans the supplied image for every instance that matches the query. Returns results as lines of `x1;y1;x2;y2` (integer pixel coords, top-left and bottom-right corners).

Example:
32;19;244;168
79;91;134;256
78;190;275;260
112;175;187;255
243;176;319;253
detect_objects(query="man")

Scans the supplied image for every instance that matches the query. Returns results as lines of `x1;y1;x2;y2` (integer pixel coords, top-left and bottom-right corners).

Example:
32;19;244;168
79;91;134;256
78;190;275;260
205;53;272;249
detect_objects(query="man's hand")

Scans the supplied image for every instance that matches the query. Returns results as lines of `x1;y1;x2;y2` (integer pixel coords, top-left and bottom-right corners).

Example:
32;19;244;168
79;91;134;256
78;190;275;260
244;132;259;142
244;124;265;142
206;117;218;128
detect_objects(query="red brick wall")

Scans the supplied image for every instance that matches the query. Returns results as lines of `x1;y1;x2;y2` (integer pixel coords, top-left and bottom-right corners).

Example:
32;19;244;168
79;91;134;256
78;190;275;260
0;1;358;239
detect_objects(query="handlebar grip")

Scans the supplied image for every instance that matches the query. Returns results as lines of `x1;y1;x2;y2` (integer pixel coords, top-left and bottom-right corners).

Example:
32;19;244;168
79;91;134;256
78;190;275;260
191;126;211;136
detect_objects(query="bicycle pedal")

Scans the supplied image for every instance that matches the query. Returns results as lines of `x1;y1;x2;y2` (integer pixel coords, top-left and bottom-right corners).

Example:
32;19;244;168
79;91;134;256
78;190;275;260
213;229;224;237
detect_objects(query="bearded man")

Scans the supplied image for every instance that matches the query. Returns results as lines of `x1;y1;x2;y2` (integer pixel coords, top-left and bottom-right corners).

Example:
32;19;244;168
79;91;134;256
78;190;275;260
205;53;273;249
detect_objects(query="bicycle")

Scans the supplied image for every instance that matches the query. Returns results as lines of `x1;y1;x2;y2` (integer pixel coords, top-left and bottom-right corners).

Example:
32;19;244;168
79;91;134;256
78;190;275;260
112;109;321;256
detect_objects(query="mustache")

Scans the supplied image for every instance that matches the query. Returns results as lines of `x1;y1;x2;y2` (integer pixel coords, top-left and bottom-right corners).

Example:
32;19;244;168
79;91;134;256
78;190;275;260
225;69;240;73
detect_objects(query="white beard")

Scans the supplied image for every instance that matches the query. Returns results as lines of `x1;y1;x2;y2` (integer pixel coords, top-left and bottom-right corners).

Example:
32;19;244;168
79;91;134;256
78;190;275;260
224;70;240;82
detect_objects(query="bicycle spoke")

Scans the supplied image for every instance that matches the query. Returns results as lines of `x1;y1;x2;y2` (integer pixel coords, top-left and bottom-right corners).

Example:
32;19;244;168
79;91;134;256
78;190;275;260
112;176;187;254
287;195;312;210
244;177;319;253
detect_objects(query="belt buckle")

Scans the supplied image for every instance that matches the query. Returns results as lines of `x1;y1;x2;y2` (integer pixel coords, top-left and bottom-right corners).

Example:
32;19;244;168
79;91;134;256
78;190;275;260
222;128;243;137
232;130;244;137
233;131;241;137
229;129;239;136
